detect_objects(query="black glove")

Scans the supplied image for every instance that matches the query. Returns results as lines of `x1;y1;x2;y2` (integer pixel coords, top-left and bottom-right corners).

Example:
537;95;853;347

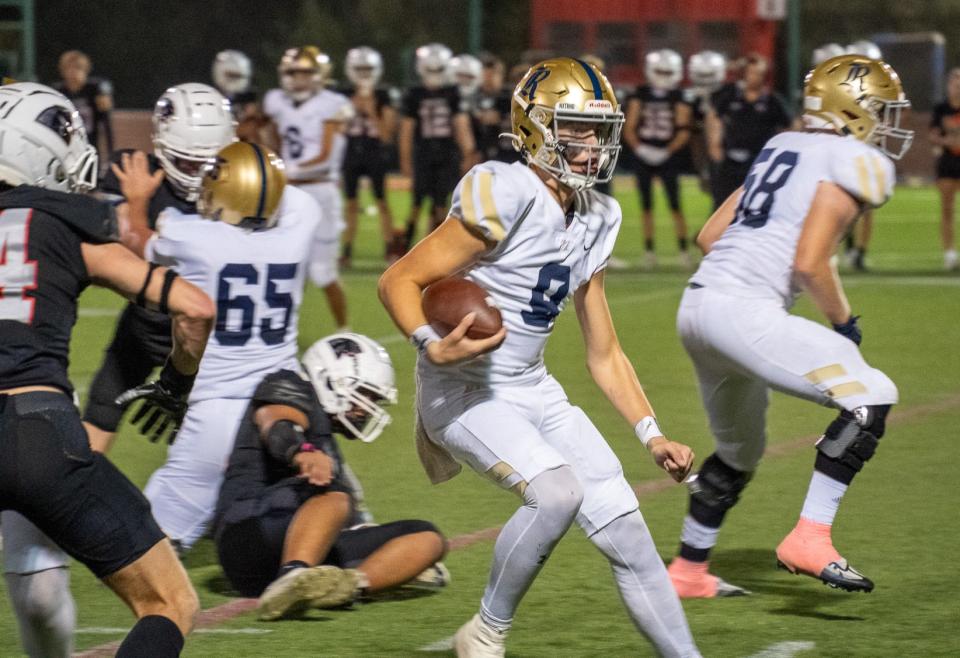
115;360;196;443
833;315;862;346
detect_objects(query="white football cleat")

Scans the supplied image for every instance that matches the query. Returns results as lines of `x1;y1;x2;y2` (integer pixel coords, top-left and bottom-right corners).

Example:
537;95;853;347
454;613;507;658
411;561;451;589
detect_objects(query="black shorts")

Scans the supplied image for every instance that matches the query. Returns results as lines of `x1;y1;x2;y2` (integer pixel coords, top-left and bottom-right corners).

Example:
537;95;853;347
413;147;459;207
343;143;388;200
215;481;439;596
83;303;171;432
936;154;960;180
713;159;753;209
635;157;682;212
0;392;165;578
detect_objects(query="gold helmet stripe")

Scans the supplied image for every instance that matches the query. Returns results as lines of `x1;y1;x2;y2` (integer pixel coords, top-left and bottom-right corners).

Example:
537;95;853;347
573;58;603;100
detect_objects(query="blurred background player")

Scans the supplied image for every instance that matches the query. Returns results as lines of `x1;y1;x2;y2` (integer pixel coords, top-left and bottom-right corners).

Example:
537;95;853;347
264;46;354;330
685;51;727;200
930;67;960;271
0;81;214;658
83;83;236;453
212;49;263;141
667;54;912;598
52;50;114;165
625;49;693;269
380;57;699;658
706;53;792;209
213;334;447;619
339;46;398;268
841;40;885;271
115;142;321;551
399;43;475;250
451;53;483;110
471;53;517;164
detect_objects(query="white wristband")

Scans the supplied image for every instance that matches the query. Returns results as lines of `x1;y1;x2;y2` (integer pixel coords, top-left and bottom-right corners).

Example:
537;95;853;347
410;324;441;354
634;416;664;447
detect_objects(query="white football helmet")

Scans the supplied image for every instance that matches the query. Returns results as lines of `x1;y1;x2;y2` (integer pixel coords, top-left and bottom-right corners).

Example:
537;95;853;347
688;50;727;92
450;53;482;97
212;49;252;96
301;333;398;443
345;46;383;92
416;43;453;89
0;82;98;192
846;40;883;60
812;43;846;66
645;49;683;90
152;83;236;202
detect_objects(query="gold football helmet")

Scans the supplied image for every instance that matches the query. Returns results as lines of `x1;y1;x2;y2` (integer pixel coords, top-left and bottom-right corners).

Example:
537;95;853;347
510;57;623;190
279;46;328;101
804;54;913;159
198;142;286;229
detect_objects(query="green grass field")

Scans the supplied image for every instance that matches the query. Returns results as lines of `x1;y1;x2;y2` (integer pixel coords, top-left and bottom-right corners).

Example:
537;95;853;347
2;178;959;657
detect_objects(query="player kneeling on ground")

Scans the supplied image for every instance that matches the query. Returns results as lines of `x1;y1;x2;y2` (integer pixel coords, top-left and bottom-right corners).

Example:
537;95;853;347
212;333;447;620
667;54;913;597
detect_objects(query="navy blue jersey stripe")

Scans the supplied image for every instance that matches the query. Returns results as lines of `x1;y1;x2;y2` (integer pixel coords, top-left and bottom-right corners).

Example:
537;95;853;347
574;58;603;100
250;143;267;219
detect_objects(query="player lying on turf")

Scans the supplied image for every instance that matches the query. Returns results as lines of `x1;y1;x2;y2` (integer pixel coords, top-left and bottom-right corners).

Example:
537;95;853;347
211;334;447;620
380;57;700;658
666;54;913;598
0;82;215;658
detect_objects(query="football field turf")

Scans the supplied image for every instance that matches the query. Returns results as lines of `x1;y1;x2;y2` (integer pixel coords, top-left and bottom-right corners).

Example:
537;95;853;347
1;179;958;657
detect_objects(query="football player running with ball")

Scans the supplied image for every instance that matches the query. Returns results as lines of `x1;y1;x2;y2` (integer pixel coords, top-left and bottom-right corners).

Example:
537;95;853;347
666;55;913;598
380;58;700;658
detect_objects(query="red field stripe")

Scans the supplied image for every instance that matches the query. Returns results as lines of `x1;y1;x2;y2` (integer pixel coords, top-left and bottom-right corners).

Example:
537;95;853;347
74;393;960;657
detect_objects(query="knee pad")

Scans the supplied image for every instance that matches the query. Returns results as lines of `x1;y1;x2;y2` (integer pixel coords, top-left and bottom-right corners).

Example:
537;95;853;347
688;453;752;519
816;404;890;473
526;466;584;526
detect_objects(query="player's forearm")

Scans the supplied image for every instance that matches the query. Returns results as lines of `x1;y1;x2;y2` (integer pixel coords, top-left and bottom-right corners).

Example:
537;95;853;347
378;269;429;337
118;199;154;258
696;188;741;253
795;258;852;325
587;349;656;426
166;279;215;375
667;129;690;153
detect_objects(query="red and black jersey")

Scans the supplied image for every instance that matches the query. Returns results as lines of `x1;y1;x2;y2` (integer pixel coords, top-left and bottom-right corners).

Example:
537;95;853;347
403;85;462;153
0;186;117;394
629;85;687;149
342;87;393;141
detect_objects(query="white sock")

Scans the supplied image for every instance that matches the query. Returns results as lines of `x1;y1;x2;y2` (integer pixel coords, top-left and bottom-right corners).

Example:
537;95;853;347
800;471;849;525
680;515;721;551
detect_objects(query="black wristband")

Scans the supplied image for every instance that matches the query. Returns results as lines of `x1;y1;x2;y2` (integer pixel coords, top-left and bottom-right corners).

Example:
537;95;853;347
136;262;161;309
158;268;178;315
158;359;197;398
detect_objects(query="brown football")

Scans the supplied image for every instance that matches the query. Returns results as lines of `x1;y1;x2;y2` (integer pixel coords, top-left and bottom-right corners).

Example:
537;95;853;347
422;277;503;339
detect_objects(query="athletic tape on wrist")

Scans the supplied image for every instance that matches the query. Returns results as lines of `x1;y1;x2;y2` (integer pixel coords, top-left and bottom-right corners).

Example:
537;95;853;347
410;325;441;354
634;416;664;447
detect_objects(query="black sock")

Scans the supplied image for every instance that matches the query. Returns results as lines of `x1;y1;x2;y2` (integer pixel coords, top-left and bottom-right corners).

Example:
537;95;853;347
678;236;689;251
679;541;712;562
644;238;655;252
116;615;184;658
278;560;310;579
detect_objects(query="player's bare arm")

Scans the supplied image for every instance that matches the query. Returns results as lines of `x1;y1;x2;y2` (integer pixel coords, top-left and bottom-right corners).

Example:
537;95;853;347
453;111;477;173
794;181;861;325
380;104;398;144
623;98;642;151
81;241;214;375
573;269;694;482
254;404;334;487
696;186;743;253
297;118;344;169
398;116;415;178
379;218;506;364
668;102;692;153
111;150;165;258
705;106;724;162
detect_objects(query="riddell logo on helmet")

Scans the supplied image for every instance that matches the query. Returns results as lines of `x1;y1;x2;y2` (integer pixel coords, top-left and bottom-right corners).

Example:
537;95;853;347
585;100;613;112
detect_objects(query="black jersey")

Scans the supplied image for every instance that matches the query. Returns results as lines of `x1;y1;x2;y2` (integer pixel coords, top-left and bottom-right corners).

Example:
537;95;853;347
342;87;393;161
710;82;791;163
932;101;960;159
215;370;342;524
52;77;113;152
99;150;194;230
0;186;117;393
630;85;686;149
471;87;515;162
403;85;462;155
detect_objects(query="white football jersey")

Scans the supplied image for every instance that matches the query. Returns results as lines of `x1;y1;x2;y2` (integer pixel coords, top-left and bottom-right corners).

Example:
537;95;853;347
420;160;621;386
693;131;895;306
262;88;353;180
146;186;320;402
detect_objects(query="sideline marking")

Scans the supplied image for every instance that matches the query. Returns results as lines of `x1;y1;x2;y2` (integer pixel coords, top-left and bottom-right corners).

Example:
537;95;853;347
746;640;816;658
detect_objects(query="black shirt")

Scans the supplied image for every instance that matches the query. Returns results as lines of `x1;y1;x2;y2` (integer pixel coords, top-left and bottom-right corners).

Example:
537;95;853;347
629;85;687;149
52;77;113;154
0;186;117;393
931;100;960;159
711;83;792;163
470;87;516;162
403;85;463;155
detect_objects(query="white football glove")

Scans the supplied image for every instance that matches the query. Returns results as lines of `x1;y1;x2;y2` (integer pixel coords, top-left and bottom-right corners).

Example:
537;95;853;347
635;144;671;167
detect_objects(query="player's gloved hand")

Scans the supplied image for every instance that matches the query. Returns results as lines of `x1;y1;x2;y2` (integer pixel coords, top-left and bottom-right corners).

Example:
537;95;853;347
832;315;862;346
647;436;695;483
425;312;507;366
115;360;196;443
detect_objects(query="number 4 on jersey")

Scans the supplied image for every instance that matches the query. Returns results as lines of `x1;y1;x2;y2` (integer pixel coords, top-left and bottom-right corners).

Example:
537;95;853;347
0;209;37;323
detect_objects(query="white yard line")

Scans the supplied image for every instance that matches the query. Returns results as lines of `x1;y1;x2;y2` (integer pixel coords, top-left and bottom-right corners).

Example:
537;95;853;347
745;641;816;658
78;308;121;318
